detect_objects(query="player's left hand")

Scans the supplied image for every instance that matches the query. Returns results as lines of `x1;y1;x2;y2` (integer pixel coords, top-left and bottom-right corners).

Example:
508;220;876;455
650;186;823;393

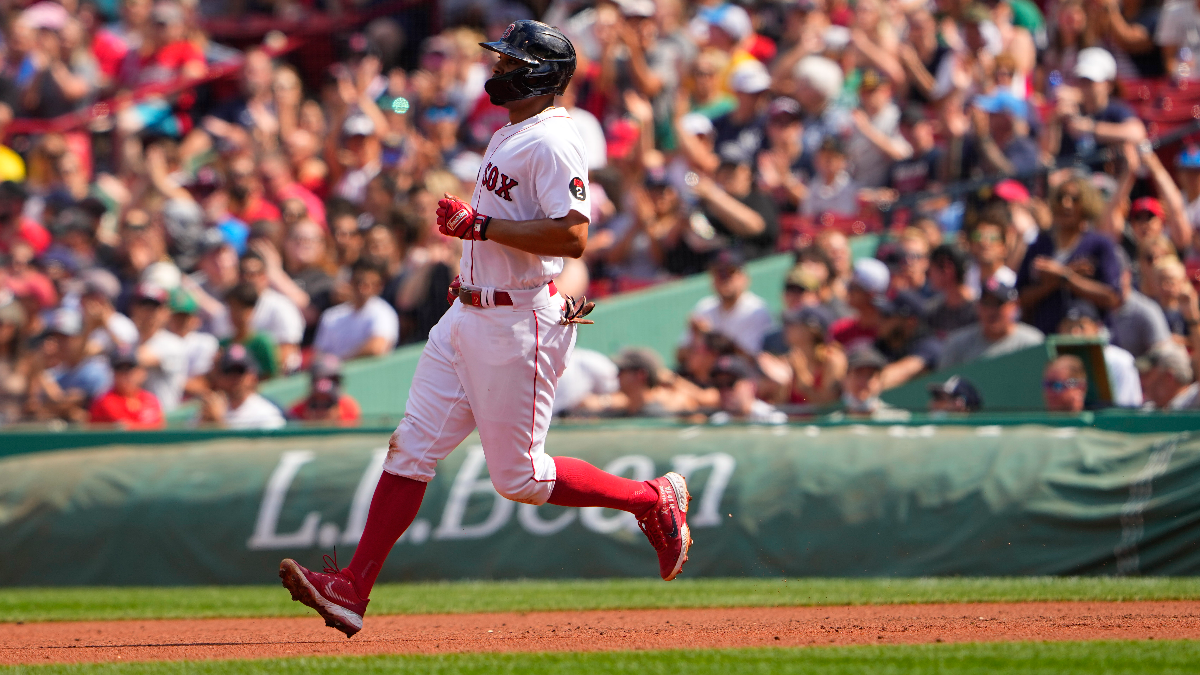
437;193;491;240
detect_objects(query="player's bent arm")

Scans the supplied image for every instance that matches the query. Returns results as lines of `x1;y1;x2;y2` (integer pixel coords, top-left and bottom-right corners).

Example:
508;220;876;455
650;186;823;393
485;209;590;258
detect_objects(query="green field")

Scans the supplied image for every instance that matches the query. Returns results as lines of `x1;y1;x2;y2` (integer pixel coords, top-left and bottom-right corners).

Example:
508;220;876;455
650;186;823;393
3;577;1200;623
4;641;1200;675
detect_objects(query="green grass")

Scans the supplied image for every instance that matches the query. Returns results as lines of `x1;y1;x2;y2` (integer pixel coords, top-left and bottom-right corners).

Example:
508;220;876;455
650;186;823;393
3;577;1200;623
4;641;1200;674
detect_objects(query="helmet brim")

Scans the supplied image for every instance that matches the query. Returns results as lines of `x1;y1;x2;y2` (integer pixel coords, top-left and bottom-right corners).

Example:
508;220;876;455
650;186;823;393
480;41;539;65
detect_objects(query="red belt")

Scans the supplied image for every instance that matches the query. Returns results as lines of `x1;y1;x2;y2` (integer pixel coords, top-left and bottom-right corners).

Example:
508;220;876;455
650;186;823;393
456;281;557;308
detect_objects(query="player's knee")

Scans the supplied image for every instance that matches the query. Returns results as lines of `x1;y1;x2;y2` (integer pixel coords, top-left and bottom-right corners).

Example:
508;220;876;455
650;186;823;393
493;476;550;505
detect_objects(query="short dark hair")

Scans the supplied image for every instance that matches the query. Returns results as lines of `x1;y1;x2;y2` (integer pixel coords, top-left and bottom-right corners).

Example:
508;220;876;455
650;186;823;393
793;245;836;282
351;257;388;281
226;281;259;308
930;244;969;283
240;250;266;269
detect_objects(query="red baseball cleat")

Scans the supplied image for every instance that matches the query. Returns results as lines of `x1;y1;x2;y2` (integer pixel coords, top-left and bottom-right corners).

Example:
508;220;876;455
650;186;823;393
279;555;369;638
638;472;692;580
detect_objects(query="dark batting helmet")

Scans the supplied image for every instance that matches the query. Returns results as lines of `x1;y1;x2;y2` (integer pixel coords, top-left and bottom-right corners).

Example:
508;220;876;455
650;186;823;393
479;20;576;105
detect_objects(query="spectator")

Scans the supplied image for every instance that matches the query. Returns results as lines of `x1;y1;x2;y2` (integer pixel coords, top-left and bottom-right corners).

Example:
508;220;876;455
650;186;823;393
79;268;138;357
712;59;771;160
1152;256;1190;342
238;250;304;373
1057;301;1143;407
686;144;779;265
1107;253;1173;358
709;355;786;424
685;251;773;356
221;282;278;380
604;347;676;418
129;282;187;412
166;287;218;400
928;244;978;338
115;1;206;137
889;228;934;297
831;257;890;350
756;97;806;210
777;305;845;406
1139;342;1198;410
0;288;27;424
89;347;164;429
927;375;983;413
1042;354;1089;413
553;348;620;416
841;346;892;415
196;344;285;430
848;69;912;189
32;308;110;423
875;291;943;389
941;280;1045;369
1047;48;1145;167
801;135;858;218
288;354;361;424
1017;175;1121;335
964;201;1019;298
313;258;399;360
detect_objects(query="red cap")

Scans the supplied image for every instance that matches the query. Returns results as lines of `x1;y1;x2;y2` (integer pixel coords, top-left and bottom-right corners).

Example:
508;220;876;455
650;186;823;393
1131;196;1165;218
993;179;1029;204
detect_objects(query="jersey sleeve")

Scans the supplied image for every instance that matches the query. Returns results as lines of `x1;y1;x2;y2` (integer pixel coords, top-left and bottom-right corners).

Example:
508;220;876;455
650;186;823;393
531;124;591;220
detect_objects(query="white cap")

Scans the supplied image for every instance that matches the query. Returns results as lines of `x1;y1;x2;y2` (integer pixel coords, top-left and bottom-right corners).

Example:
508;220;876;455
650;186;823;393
822;25;851;52
711;4;752;42
680;112;715;136
729;60;772;94
448;151;483;184
342;114;376;137
852;258;890;295
614;0;656;18
1074;47;1117;83
795;56;844;104
47;308;82;336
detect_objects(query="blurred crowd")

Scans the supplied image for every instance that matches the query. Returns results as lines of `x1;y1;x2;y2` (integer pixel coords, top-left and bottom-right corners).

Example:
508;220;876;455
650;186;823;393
4;0;1200;429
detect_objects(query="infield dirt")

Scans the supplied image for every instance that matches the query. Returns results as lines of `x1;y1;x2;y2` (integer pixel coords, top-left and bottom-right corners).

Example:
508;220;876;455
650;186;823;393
2;601;1199;665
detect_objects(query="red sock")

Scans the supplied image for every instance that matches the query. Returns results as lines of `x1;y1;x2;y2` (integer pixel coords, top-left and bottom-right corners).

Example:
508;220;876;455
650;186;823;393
346;472;426;598
547;456;660;517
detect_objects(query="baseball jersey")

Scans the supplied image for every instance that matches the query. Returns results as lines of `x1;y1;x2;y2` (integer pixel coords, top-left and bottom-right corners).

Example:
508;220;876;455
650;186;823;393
463;107;592;290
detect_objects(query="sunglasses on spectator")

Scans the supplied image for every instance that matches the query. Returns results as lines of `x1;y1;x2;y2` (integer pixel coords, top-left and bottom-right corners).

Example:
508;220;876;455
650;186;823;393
1043;378;1083;393
970;231;1003;244
1130;211;1157;223
221;365;249;376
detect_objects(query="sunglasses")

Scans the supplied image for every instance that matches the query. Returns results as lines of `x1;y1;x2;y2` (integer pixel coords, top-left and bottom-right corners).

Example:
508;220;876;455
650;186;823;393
971;231;1003;244
221;366;249;376
1043;378;1083;393
1130;211;1157;222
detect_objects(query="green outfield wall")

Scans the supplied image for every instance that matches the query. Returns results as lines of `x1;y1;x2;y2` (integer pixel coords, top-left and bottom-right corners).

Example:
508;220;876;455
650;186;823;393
3;423;1199;586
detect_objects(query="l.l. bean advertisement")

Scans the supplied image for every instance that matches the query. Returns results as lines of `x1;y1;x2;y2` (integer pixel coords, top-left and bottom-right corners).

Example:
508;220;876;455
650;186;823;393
2;424;1199;585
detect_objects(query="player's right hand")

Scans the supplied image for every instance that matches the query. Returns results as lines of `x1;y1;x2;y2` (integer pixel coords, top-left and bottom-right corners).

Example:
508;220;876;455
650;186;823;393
437;194;491;241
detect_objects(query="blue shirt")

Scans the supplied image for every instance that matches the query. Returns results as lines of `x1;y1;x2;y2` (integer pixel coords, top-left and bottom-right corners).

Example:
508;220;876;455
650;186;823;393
1016;229;1121;334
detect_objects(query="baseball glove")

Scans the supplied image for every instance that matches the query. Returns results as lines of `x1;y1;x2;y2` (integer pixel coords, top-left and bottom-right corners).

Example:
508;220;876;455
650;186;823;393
559;294;596;325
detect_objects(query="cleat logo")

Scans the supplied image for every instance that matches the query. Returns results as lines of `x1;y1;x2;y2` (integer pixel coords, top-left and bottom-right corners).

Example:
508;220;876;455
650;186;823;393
324;581;354;607
666;510;679;539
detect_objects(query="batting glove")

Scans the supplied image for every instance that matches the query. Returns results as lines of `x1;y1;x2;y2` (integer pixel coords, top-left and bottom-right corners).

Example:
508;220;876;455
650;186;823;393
437;194;490;241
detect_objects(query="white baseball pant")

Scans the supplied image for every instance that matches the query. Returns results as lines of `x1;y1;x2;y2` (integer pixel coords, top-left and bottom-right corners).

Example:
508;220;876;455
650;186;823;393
382;284;574;505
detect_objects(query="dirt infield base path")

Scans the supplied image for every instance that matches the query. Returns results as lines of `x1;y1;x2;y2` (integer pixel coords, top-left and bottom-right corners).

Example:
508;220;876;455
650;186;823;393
3;601;1200;665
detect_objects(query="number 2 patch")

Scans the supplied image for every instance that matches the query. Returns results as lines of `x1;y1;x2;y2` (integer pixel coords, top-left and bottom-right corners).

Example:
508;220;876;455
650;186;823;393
569;177;586;201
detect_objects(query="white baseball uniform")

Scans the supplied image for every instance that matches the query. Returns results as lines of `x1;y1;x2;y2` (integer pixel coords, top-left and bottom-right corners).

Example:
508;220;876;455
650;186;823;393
382;107;592;505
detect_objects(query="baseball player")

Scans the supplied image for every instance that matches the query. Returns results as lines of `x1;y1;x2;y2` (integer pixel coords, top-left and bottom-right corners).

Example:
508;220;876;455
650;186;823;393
280;20;692;638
